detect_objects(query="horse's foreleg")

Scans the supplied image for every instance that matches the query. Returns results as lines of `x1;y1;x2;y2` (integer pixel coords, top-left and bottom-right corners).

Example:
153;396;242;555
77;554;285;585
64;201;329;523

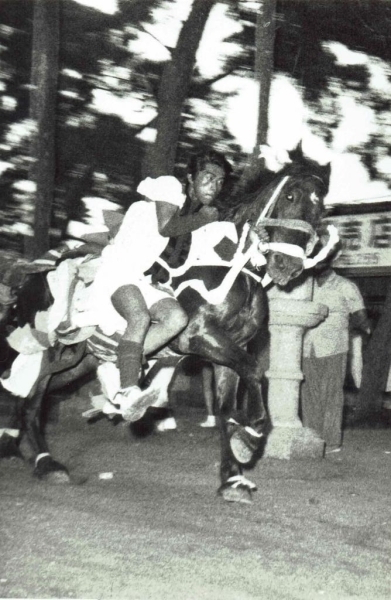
176;327;267;501
178;326;266;425
213;365;257;504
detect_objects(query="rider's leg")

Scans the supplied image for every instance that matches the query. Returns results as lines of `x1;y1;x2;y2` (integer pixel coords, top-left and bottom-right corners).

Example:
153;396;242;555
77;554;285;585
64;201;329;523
111;284;150;390
144;298;188;356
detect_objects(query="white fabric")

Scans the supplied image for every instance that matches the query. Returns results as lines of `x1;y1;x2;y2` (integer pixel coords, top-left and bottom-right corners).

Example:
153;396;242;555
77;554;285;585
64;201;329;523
303;225;340;269
137;176;186;206
46;258;85;342
6;324;48;354
97;362;121;402
173;237;263;305
73;198;181;336
0;352;44;398
0;428;20;439
258;144;292;172
167;221;239;279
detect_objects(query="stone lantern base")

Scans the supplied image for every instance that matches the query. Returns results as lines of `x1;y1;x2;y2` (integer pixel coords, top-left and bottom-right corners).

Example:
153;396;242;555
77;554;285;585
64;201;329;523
265;425;325;460
263;297;328;460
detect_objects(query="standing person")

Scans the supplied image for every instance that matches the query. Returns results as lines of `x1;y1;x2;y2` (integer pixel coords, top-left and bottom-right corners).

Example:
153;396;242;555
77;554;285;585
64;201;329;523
76;174;220;420
301;266;371;453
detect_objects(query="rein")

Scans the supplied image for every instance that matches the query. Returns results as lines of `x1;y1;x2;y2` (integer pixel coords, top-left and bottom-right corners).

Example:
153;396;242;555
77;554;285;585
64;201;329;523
256;175;290;224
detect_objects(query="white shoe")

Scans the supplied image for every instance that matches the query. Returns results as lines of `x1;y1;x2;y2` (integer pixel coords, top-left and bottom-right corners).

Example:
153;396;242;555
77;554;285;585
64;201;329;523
155;417;178;432
199;415;217;428
325;445;342;454
115;386;160;423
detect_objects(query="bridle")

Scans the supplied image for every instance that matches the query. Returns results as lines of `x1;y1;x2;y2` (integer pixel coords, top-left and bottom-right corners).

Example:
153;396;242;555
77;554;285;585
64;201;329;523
251;173;326;265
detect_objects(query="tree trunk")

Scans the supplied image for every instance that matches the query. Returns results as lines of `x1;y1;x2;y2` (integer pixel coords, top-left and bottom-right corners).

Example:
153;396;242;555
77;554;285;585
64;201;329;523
144;0;216;178
237;0;277;193
25;0;59;259
356;280;391;420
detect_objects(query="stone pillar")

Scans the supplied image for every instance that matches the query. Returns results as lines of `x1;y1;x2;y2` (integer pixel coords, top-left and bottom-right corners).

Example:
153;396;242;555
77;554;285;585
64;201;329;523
264;276;328;459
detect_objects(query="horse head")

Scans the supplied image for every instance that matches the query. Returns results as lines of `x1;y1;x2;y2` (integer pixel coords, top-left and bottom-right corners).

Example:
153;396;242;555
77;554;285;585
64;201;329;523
230;154;331;287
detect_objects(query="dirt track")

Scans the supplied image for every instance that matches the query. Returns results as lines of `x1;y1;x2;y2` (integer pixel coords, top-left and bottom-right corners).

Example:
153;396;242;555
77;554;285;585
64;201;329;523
1;388;390;600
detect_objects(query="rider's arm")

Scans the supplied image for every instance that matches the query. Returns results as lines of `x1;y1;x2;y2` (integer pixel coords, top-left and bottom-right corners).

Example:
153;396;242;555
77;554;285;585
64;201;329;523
156;201;219;238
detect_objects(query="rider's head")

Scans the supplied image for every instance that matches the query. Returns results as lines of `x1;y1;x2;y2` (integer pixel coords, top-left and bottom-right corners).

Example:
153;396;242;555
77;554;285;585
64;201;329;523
186;150;233;207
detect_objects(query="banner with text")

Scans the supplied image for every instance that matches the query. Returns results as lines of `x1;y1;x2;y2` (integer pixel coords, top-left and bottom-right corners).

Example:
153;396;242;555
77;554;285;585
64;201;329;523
324;211;391;275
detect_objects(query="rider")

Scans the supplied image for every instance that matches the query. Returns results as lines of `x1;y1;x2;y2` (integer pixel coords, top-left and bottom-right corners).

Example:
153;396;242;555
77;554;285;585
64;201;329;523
152;149;234;279
149;150;234;427
80;151;232;419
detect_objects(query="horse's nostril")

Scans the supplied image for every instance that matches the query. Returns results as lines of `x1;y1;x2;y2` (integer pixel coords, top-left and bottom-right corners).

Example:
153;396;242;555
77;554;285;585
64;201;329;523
293;266;304;279
274;253;284;267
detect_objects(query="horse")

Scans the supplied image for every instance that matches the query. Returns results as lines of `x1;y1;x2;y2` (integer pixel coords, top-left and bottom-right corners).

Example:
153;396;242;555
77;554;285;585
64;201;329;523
0;154;332;503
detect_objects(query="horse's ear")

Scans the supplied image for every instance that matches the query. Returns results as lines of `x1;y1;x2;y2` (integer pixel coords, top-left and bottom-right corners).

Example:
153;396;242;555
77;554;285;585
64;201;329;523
288;142;305;164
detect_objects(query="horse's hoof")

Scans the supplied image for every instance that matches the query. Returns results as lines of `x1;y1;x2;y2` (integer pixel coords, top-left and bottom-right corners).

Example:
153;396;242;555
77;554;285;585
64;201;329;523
0;433;22;460
43;469;71;484
228;422;263;465
33;455;70;483
218;474;257;504
219;485;252;504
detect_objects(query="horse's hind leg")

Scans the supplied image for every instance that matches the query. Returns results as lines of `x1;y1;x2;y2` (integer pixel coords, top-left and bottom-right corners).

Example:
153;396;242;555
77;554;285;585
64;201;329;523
24;370;71;482
25;350;97;482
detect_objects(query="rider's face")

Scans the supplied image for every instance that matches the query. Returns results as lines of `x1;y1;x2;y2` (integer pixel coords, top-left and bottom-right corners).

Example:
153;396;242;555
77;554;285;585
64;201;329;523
188;164;225;206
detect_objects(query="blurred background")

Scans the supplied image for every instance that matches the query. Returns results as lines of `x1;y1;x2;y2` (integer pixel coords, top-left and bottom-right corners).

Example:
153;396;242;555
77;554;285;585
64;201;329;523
0;0;390;256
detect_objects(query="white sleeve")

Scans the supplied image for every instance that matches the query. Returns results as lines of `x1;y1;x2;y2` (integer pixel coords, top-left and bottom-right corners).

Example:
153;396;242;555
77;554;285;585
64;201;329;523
137;176;186;208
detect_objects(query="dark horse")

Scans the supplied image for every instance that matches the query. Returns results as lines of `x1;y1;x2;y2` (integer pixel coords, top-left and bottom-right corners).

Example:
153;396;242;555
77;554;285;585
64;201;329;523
0;155;331;503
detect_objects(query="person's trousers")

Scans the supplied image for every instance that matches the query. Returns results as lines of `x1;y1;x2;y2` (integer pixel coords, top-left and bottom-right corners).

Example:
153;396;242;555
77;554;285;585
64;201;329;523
301;352;347;447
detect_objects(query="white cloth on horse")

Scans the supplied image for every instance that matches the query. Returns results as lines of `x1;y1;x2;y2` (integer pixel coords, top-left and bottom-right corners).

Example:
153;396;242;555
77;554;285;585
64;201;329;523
0;352;44;398
165;221;239;279
46;257;85;341
0;428;19;440
97;362;121;402
46;257;96;345
73;179;186;336
5;323;49;354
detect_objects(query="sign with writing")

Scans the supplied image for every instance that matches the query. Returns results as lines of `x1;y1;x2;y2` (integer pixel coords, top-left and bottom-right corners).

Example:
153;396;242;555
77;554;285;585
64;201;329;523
323;211;391;275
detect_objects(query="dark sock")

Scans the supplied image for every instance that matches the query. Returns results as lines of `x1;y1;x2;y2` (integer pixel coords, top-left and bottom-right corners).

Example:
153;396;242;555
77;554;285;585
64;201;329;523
117;339;143;389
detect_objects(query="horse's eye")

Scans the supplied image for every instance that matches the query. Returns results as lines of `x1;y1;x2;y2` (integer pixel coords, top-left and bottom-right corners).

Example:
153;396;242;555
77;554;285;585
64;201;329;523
286;194;294;202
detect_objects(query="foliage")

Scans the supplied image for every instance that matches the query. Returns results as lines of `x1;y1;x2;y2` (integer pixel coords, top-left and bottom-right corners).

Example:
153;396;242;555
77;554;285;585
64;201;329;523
0;0;390;254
